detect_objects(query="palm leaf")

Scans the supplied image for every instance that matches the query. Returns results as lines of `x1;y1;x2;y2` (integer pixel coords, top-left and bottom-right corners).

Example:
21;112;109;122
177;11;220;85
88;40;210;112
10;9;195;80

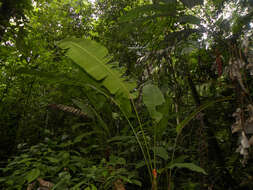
58;38;136;99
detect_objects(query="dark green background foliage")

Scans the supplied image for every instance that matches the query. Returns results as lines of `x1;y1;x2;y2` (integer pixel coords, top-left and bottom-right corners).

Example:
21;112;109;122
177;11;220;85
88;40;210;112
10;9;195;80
0;0;252;189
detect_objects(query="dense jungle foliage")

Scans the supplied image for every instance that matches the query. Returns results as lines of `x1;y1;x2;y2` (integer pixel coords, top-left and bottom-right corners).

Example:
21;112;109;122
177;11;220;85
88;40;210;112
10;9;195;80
0;0;252;189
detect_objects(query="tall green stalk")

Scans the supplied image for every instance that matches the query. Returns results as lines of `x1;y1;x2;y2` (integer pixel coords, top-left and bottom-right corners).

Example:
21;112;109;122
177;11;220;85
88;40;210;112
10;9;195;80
86;84;153;181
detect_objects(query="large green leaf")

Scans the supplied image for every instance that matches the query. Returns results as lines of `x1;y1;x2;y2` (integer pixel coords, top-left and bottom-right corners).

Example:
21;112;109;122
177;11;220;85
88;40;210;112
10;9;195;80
59;38;136;99
143;84;165;122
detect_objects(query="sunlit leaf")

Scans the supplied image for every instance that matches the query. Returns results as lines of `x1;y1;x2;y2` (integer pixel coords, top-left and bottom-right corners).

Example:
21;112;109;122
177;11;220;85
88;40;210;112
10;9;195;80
59;38;136;99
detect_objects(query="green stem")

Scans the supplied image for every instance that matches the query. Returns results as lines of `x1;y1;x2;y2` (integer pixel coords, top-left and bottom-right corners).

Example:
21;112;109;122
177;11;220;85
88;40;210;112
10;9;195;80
122;109;153;180
168;97;233;189
168;133;179;190
86;84;153;180
131;98;154;180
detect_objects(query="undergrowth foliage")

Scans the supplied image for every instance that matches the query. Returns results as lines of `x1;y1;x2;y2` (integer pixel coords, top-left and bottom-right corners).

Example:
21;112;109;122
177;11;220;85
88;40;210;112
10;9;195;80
0;0;252;189
1;132;141;189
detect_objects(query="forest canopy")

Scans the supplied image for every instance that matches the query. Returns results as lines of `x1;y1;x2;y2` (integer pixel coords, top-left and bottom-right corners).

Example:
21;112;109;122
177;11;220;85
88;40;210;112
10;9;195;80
0;0;252;189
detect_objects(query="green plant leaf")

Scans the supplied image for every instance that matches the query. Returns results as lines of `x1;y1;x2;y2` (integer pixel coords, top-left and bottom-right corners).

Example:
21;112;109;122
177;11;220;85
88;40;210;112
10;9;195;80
74;133;88;143
154;146;169;160
180;0;203;8
120;3;177;23
71;181;87;189
46;157;59;163
232;11;253;34
25;168;40;183
58;38;136;99
168;163;207;175
90;184;97;190
109;155;126;166
178;15;201;25
0;177;6;183
52;172;71;190
72;99;95;119
143;84;165;122
16;67;101;89
176;97;233;134
130;179;142;186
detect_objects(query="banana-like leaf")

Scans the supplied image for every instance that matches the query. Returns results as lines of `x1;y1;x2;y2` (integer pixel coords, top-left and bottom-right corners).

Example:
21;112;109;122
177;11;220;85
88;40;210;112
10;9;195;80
59;38;136;99
143;84;165;122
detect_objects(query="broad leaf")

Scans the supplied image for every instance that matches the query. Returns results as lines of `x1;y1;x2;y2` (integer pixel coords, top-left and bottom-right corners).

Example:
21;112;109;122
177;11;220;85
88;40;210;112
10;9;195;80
143;84;165;122
59;38;136;99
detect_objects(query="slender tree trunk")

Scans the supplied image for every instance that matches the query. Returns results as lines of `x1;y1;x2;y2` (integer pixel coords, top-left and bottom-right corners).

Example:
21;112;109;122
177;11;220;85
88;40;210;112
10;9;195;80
187;74;236;189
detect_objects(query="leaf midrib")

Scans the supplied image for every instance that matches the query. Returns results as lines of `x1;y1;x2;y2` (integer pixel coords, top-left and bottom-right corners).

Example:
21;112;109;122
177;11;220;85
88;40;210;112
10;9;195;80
69;41;131;98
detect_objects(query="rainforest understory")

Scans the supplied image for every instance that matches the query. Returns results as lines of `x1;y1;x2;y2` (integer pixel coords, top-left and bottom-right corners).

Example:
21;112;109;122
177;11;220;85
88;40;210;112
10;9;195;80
0;0;252;189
